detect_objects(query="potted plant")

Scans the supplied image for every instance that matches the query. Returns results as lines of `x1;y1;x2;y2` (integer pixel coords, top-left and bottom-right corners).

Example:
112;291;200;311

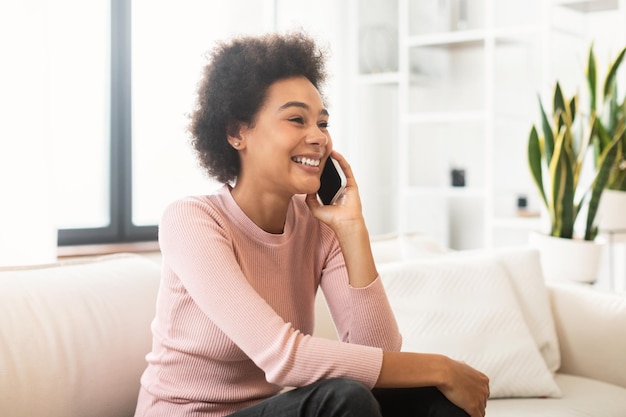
527;82;620;283
586;44;626;232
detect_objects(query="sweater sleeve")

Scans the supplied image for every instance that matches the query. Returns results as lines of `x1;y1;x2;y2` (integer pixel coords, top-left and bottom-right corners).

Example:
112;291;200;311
158;198;384;389
319;228;403;352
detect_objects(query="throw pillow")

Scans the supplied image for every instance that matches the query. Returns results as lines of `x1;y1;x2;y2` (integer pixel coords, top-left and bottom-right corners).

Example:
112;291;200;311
447;247;561;372
378;256;562;398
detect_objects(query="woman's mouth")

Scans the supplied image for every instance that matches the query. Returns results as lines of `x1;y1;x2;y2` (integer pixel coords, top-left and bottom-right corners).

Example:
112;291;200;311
291;156;321;167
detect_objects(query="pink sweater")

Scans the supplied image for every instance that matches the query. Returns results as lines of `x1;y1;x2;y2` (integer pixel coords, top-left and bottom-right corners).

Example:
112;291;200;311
134;185;402;417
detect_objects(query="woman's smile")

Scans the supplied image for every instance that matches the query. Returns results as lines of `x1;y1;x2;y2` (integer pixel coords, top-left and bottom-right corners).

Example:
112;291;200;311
291;156;321;167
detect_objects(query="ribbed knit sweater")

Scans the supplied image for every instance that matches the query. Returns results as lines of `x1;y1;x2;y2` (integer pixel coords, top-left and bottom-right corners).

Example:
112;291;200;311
134;185;402;417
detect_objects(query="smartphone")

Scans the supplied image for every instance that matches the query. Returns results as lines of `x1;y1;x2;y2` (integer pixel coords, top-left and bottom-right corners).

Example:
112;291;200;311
317;157;347;205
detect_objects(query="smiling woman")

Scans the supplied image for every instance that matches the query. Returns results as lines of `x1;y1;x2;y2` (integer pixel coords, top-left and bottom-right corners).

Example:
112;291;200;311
132;31;489;417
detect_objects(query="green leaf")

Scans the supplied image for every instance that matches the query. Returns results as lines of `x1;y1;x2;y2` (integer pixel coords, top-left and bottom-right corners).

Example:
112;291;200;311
613;166;626;191
596;117;613;150
554;82;566;113
528;126;547;207
549;128;568;237
587;44;597;113
554;83;567;134
568;94;577;124
585;134;620;240
560;148;575;239
603;46;626;100
539;97;554;164
608;126;626;190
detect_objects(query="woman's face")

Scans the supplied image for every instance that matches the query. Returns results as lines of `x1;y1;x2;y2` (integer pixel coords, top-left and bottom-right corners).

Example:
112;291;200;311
236;76;332;199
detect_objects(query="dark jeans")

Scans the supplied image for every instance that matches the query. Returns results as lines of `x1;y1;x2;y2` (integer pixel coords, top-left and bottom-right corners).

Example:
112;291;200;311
227;378;469;417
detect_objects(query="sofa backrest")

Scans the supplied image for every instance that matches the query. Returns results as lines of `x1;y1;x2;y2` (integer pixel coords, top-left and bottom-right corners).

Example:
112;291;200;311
548;281;626;389
0;254;161;417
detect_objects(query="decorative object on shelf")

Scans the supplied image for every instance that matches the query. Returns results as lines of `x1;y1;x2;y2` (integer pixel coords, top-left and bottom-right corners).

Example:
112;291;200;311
585;44;626;232
415;0;468;33
527;82;620;282
410;0;451;34
516;194;540;218
451;167;466;187
453;0;469;30
359;25;397;74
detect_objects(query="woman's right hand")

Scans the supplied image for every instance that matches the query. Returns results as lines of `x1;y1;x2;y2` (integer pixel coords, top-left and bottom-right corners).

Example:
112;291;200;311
437;357;490;417
377;352;490;417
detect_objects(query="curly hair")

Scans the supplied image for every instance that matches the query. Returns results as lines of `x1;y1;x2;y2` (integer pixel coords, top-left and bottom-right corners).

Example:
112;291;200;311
189;31;329;184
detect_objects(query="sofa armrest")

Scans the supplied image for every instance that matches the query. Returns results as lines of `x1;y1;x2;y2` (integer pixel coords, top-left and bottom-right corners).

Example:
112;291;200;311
548;281;626;388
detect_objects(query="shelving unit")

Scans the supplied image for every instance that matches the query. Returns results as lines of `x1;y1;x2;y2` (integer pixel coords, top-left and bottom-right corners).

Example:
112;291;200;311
349;0;625;250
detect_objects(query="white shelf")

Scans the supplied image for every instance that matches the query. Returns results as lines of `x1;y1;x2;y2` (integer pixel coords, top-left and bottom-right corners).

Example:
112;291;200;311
350;0;625;249
554;0;619;12
404;186;486;198
492;25;541;39
407;30;486;48
405;111;485;125
492;217;543;230
356;72;400;85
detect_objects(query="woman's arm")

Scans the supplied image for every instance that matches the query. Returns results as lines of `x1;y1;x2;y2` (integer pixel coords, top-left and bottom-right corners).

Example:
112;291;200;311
308;153;401;350
378;351;490;417
307;154;489;417
305;152;378;288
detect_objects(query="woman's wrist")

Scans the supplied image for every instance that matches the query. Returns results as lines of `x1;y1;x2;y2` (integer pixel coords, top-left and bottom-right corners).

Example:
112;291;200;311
331;216;368;243
331;217;378;288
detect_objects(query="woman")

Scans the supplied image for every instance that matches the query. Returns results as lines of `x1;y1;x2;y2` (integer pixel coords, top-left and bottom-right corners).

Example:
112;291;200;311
134;31;489;417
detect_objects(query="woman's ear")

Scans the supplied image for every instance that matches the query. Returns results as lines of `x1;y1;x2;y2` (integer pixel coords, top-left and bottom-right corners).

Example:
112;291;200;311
226;121;246;150
228;137;243;149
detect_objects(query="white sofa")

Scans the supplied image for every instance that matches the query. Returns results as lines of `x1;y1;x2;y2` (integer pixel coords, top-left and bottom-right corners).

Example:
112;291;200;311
1;243;625;417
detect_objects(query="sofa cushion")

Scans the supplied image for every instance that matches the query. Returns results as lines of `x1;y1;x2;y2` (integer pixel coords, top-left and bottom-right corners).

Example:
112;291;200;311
373;239;561;374
379;256;561;398
0;254;161;417
485;373;626;416
450;247;561;373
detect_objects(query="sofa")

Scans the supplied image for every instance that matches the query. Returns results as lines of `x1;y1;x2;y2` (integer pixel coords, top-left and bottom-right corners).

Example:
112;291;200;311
1;240;625;417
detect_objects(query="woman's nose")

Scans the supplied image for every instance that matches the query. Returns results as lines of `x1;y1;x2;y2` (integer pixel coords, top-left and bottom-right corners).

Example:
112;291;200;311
306;127;329;147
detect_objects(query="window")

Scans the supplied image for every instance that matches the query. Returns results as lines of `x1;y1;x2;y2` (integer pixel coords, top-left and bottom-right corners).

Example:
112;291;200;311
56;0;274;245
48;0;112;244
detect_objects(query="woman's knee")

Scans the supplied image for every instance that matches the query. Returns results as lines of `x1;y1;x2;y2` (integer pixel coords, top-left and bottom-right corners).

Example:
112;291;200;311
308;378;381;417
324;377;370;396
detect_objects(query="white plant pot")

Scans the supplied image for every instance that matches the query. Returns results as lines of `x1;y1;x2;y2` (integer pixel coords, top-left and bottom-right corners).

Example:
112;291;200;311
528;231;604;284
597;190;626;232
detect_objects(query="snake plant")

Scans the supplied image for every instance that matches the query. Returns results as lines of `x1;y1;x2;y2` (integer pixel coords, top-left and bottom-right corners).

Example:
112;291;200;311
586;44;626;191
528;82;620;241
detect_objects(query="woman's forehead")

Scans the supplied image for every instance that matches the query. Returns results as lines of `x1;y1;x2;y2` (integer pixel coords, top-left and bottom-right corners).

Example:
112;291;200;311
264;76;326;115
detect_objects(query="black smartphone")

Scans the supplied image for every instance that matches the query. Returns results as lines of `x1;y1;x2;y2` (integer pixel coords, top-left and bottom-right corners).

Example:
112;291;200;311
317;157;347;205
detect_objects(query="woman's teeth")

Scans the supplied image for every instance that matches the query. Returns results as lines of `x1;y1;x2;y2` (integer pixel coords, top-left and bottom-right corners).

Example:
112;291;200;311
292;157;320;167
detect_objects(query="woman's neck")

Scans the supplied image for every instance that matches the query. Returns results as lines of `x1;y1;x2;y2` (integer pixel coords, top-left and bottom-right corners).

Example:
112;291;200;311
230;185;290;234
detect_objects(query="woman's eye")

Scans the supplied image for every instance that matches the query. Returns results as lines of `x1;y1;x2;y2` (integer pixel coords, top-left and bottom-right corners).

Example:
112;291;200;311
289;117;304;124
318;121;329;129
